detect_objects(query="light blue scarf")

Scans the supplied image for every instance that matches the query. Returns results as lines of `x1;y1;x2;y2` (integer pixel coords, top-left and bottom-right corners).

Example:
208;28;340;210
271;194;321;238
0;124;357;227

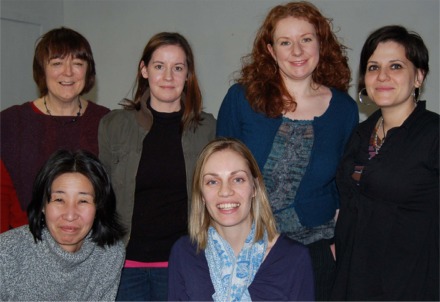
205;223;268;302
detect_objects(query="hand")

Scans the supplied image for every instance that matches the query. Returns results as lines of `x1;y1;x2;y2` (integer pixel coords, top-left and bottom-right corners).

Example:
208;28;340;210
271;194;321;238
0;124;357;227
330;243;336;261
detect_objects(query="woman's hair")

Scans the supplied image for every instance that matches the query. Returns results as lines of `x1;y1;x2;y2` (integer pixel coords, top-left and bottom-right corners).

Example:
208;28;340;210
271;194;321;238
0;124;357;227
238;1;350;117
27;149;125;247
358;25;429;97
122;32;203;131
189;137;278;251
33;27;96;97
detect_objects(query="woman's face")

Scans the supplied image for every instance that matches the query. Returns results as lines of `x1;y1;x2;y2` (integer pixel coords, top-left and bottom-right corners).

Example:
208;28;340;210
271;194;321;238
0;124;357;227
267;16;320;84
45;55;87;103
201;149;255;237
365;41;423;109
141;44;188;113
44;172;96;253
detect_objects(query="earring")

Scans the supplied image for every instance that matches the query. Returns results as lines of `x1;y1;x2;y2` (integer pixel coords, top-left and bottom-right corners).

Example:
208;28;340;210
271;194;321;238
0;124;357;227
413;87;420;103
358;88;372;105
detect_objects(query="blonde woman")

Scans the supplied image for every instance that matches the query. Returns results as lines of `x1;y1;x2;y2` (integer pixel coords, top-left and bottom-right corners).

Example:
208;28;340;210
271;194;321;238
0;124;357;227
168;138;314;301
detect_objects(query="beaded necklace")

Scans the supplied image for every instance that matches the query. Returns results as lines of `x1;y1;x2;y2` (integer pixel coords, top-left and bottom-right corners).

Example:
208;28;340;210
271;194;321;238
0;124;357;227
373;116;386;154
43;96;82;122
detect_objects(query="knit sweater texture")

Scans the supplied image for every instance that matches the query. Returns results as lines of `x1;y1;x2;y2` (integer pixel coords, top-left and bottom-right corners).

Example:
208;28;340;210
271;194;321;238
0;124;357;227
1;101;110;232
0;225;125;301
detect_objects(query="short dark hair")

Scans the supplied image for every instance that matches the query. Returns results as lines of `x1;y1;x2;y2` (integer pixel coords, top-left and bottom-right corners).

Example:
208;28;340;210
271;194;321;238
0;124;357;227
27;150;125;247
33;27;96;97
358;25;429;93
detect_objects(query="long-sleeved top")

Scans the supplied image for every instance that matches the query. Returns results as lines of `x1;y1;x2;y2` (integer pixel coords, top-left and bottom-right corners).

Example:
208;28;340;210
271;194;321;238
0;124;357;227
1;101;110;232
0;225;125;301
216;83;359;227
168;234;315;301
332;101;439;301
98;100;216;245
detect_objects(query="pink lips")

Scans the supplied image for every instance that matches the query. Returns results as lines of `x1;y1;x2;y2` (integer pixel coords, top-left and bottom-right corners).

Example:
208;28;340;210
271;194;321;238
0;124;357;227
290;60;307;67
376;86;394;92
60;226;79;233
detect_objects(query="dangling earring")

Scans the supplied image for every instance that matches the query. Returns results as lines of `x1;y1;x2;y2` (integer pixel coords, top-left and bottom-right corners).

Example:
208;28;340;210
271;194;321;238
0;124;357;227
358;88;372;105
413;87;420;103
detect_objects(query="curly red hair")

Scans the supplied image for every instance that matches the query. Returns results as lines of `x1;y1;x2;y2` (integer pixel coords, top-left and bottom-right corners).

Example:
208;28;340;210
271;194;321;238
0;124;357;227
238;1;351;117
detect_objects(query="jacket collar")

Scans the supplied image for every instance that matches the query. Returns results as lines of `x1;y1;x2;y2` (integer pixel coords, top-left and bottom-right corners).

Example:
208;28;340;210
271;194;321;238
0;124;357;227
134;91;154;131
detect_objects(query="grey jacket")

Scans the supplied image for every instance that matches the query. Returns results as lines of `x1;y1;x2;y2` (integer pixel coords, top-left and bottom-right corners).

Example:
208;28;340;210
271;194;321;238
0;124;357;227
98;101;216;244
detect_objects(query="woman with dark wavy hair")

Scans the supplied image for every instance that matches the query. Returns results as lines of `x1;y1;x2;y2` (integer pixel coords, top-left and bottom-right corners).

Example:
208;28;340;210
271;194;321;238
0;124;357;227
0;150;125;301
217;2;358;299
98;32;216;301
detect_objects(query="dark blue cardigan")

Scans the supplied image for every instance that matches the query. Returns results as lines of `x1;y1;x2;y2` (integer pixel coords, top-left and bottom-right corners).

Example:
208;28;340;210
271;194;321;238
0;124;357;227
216;83;359;227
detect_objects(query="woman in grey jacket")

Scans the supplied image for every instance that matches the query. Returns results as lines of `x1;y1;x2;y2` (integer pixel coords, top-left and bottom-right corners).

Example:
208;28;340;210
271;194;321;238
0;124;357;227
98;32;216;301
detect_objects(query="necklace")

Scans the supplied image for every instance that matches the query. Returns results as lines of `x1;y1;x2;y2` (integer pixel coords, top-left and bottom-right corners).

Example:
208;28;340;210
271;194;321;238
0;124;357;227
43;96;82;122
373;116;386;154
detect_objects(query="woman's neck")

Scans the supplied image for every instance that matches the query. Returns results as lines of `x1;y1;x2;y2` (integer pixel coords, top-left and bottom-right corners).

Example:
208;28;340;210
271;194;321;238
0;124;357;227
216;223;252;256
150;98;181;113
38;95;83;116
381;101;417;133
282;74;318;98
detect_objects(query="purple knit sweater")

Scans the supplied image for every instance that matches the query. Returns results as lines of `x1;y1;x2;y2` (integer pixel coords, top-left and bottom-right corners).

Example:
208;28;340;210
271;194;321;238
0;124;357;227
1;101;109;210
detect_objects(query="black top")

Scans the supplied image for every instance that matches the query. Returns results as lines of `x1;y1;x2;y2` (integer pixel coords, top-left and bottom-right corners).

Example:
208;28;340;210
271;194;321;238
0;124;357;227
332;101;439;300
127;103;187;262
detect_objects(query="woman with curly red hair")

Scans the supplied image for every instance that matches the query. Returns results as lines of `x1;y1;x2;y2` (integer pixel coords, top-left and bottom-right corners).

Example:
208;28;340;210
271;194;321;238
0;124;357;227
217;2;358;299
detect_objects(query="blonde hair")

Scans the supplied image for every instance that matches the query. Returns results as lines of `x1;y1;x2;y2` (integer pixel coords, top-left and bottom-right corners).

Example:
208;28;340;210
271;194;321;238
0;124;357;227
189;137;278;251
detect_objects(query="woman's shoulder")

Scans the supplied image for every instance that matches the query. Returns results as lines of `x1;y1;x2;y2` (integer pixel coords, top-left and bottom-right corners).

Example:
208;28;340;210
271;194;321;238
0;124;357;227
1;102;33;119
100;108;135;126
329;88;358;108
97;240;126;260
220;83;275;121
222;83;248;104
273;234;309;253
228;83;246;93
171;235;196;253
0;226;33;255
200;111;216;124
85;101;110;116
420;104;439;127
412;104;439;141
274;235;312;262
260;235;312;276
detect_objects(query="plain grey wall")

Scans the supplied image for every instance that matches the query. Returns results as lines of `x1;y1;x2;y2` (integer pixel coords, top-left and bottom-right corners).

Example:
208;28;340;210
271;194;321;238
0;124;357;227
63;0;439;120
1;0;438;119
1;0;64;110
